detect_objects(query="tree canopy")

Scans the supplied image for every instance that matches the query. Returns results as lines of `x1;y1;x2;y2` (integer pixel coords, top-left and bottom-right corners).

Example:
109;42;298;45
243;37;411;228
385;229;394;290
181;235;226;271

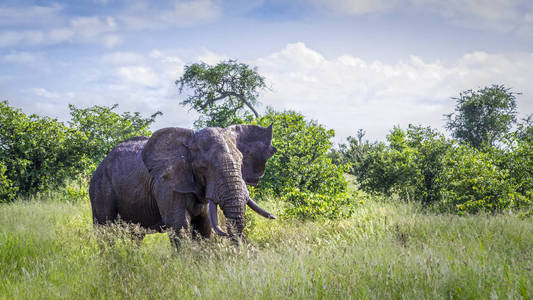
0;101;161;202
445;84;518;149
176;60;267;128
68;104;161;166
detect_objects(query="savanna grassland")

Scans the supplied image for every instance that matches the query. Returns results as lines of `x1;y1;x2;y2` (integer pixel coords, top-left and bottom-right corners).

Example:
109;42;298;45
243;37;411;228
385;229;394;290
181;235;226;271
1;182;531;299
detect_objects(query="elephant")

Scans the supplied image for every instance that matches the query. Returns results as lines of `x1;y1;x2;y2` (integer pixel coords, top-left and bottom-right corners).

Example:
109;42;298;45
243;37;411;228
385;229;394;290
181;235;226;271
89;124;277;244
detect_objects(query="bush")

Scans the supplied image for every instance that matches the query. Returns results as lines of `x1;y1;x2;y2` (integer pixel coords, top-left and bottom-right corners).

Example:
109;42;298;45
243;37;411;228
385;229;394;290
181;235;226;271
68;104;161;167
356;125;450;205
0;101;161;201
250;109;350;219
500;117;532;198
282;188;351;220
440;145;523;213
0;101;86;200
0;162;16;202
330;129;376;175
350;124;530;213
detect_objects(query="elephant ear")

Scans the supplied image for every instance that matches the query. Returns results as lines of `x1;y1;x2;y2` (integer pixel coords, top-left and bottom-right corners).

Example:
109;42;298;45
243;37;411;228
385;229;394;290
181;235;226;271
142;127;197;194
227;123;277;186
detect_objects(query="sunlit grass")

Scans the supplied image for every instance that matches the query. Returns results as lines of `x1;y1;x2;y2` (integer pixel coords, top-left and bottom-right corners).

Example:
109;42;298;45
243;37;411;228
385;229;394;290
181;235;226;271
0;190;531;299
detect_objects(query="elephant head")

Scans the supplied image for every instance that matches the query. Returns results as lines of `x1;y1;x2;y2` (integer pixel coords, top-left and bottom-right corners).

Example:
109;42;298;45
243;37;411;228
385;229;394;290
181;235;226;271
141;124;276;240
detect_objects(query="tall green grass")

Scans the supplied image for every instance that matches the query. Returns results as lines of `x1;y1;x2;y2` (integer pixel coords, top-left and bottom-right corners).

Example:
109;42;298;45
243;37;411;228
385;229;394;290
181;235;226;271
0;191;531;299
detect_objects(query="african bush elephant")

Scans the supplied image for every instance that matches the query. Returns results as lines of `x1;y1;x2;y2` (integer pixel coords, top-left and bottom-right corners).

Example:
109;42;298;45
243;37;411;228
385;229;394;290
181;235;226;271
89;124;277;244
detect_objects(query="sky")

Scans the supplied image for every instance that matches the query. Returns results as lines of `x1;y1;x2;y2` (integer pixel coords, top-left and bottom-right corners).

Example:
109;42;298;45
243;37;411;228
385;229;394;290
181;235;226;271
1;0;532;143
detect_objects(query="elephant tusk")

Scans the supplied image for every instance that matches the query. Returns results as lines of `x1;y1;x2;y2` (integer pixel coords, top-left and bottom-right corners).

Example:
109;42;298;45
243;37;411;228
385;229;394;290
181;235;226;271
208;200;228;236
247;197;276;219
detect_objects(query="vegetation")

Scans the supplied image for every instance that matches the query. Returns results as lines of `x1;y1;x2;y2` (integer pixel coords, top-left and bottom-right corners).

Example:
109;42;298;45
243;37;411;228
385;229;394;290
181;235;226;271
445;84;518;149
0;101;160;202
333;85;531;214
176;60;267;129
0;187;531;299
68;104;161;167
0;60;531;298
252;109;350;219
0;101;85;200
336;123;531;213
176;59;350;220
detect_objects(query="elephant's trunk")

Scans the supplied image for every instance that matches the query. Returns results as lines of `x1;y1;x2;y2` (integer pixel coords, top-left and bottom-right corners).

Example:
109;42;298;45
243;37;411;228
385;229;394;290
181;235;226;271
209;157;247;239
219;183;246;240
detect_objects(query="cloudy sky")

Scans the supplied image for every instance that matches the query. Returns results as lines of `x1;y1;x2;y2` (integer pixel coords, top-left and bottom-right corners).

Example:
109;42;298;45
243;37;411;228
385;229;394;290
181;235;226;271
1;0;532;143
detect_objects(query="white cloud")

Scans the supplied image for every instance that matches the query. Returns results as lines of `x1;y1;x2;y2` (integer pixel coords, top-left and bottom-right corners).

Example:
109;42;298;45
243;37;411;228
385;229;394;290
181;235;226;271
313;0;398;14
254;43;533;142
163;0;221;25
103;52;145;65
3;52;41;64
5;44;532;144
33;88;60;99
0;4;73;47
71;16;116;38
117;65;160;87
309;0;533;36
119;0;222;30
0;4;63;25
48;28;75;41
196;50;229;65
70;16;120;47
0;13;119;48
0;30;45;47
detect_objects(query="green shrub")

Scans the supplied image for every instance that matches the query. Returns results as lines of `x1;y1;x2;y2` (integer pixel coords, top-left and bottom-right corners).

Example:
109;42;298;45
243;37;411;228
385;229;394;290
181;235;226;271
440;144;523;213
0;101;160;201
0;162;16;202
330;129;376;175
68;104;161;167
356;125;450;205
350;124;530;213
498;117;532;199
0;101;86;199
282;188;351;220
250;109;350;219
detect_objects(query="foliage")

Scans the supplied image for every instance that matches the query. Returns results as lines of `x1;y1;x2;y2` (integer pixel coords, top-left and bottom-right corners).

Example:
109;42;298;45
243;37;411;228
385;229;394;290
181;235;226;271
1;193;532;298
355;125;451;206
68;104;161;167
330;129;376;175
439;144;524;213
192;98;254;129
251;109;350;219
176;60;266;129
0;101;86;200
490;115;533;204
0;101;160;201
445;84;518;149
281;188;352;220
348;124;530;213
0;162;16;202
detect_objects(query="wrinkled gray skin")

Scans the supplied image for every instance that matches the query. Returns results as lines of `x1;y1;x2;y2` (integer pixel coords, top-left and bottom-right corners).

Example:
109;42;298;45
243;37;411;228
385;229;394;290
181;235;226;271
89;124;277;244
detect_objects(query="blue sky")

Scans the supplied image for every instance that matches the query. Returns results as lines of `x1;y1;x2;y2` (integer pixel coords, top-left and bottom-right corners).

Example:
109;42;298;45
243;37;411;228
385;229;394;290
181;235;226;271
1;0;532;142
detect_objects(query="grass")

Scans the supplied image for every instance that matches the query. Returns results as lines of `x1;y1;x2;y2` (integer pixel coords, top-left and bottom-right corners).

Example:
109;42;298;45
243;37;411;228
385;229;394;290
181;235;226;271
0;189;532;299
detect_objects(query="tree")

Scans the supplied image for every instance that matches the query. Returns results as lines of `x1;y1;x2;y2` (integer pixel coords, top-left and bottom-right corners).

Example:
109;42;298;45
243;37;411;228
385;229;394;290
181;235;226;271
176;60;267;129
445;84;519;149
0;101;86;200
0;102;162;202
68;104;161;167
251;109;350;219
331;129;376;175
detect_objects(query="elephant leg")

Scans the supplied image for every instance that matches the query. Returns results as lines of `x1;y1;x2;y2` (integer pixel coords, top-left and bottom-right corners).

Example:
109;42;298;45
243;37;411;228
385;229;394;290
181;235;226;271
160;197;191;248
89;166;118;225
191;209;213;240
